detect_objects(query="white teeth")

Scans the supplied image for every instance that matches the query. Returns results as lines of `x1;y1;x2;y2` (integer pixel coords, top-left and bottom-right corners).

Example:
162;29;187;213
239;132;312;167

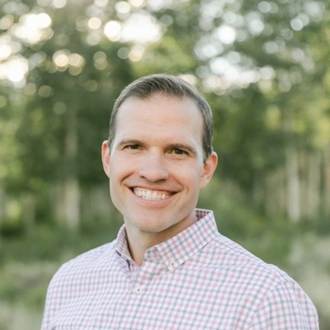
133;188;170;201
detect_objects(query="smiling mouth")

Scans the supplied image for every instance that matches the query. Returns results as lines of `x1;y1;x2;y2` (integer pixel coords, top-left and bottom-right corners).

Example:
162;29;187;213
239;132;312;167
132;187;173;201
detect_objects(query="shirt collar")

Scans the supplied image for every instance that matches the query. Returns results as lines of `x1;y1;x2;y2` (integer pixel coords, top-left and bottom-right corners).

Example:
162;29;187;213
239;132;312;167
115;209;218;271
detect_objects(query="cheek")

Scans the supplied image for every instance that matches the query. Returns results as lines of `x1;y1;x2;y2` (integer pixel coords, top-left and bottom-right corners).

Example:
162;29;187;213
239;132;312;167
174;165;203;189
109;155;134;180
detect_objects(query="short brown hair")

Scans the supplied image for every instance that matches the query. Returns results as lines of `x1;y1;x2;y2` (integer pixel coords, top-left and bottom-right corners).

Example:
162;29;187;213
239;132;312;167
108;74;214;159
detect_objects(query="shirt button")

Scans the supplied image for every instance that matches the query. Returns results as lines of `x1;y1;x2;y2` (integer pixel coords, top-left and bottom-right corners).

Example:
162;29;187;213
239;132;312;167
134;285;143;293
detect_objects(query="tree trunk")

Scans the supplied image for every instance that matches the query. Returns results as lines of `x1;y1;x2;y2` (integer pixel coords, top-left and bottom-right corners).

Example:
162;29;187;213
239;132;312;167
22;194;36;234
286;147;301;222
278;167;286;217
324;145;330;217
0;185;5;221
265;169;286;218
57;107;80;229
306;152;321;219
62;178;80;229
0;185;4;244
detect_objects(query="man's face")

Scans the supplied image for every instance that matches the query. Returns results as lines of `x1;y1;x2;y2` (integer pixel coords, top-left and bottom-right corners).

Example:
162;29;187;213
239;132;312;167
102;93;217;244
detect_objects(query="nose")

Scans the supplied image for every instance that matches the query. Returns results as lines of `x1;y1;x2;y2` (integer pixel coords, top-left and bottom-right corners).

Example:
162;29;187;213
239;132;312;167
138;152;169;182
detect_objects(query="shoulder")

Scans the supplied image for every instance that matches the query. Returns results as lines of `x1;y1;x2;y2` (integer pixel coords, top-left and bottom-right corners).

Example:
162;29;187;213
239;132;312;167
61;240;115;270
207;233;302;291
48;241;116;290
248;269;319;329
202;234;319;328
203;233;280;276
208;233;287;276
41;241;117;329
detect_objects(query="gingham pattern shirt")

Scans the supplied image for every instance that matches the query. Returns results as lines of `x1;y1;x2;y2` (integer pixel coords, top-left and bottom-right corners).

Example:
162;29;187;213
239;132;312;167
41;209;319;329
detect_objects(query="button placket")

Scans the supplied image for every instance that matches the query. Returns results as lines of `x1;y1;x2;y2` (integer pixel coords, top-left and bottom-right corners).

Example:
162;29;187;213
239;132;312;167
132;261;155;294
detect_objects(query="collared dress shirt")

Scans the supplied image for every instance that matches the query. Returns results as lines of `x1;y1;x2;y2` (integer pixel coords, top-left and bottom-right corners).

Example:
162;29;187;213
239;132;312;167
41;209;319;329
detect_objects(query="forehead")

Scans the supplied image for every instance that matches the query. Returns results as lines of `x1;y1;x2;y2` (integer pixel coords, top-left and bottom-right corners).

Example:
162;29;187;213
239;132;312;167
114;94;204;141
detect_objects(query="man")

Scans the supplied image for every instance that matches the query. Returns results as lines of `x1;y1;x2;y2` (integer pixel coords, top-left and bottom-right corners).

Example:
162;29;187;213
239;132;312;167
41;74;319;329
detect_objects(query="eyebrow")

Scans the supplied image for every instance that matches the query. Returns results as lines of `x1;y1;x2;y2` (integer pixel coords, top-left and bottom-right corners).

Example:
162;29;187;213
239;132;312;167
117;139;197;156
117;139;146;149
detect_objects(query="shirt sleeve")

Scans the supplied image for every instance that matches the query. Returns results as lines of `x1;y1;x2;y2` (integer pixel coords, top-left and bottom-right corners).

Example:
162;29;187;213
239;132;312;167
40;262;68;330
40;278;56;330
40;292;51;329
248;278;319;329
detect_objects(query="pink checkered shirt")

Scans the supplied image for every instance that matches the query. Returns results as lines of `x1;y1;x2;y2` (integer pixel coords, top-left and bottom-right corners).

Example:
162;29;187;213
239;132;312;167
41;209;319;329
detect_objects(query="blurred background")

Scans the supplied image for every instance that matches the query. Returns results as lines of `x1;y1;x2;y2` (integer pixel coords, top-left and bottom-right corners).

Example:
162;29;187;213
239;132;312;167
0;0;329;328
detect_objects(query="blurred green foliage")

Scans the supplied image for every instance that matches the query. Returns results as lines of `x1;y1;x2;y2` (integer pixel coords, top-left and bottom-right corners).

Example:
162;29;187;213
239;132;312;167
0;0;330;329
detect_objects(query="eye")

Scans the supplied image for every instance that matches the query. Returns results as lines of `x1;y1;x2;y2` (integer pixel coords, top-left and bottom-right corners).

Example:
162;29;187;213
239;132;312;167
127;144;140;149
168;147;189;156
123;144;142;151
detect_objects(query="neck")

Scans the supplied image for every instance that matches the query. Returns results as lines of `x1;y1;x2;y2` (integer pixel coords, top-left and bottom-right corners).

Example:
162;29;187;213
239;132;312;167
126;232;154;266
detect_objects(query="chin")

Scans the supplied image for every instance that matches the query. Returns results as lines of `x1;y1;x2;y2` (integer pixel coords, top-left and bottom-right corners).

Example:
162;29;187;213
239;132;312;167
133;217;173;233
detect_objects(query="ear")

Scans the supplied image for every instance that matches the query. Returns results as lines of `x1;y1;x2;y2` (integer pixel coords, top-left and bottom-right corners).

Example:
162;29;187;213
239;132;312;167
101;140;111;178
200;151;218;188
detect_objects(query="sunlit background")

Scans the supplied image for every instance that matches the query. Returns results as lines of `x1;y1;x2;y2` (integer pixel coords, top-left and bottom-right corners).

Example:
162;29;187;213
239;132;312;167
0;0;330;329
